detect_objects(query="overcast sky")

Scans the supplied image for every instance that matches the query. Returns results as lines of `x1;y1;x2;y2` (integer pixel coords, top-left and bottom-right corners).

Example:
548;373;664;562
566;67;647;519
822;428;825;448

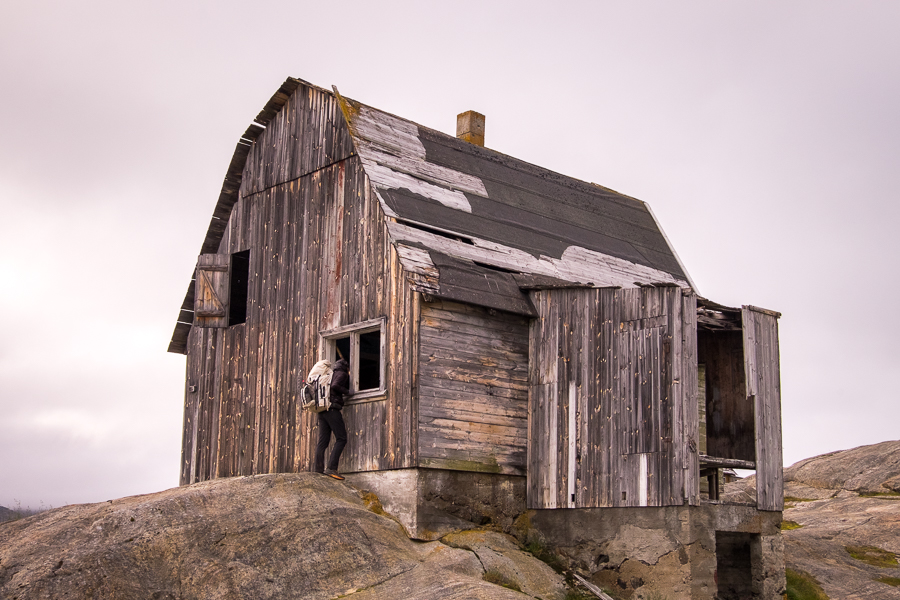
2;1;898;509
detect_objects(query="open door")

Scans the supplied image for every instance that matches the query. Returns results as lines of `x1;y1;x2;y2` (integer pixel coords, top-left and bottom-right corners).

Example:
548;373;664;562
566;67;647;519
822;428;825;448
742;306;783;511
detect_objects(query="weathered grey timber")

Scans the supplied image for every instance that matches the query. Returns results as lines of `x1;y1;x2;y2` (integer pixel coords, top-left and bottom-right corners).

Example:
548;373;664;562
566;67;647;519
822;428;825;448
528;287;696;509
166;76;786;599
418;299;529;476
743;307;784;511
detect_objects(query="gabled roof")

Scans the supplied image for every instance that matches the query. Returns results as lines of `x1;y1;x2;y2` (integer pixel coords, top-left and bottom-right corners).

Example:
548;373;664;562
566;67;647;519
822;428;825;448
336;92;695;303
169;77;695;352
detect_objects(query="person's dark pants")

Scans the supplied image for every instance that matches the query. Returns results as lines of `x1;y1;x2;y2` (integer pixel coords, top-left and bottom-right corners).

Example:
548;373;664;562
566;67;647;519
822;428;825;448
314;408;347;472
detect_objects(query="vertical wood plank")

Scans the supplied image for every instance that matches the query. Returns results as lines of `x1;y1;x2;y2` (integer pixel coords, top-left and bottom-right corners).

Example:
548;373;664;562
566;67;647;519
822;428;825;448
743;307;784;511
682;292;700;506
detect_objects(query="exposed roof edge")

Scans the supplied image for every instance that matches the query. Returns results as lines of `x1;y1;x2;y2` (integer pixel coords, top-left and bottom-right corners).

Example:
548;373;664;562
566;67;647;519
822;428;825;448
643;201;699;295
697;297;781;318
167;77;312;354
697;296;740;313
696;297;781;331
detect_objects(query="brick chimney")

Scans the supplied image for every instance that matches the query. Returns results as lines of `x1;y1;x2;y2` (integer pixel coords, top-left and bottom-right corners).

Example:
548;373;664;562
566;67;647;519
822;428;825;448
456;111;485;147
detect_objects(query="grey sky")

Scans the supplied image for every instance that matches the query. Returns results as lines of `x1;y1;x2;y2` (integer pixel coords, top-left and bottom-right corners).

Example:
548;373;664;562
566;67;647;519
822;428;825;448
2;1;898;508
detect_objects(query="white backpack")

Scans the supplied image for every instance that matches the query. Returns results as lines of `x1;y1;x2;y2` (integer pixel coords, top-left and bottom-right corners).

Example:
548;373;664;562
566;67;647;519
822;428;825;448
301;360;333;413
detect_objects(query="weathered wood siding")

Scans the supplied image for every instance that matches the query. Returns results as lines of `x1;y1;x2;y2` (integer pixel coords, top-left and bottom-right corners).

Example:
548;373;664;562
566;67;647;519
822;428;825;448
417;299;529;475
743;307;784;511
180;83;417;484
527;287;699;509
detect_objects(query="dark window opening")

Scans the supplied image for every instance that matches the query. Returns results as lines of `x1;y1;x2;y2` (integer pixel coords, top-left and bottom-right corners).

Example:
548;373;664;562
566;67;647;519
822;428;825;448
473;261;519;274
228;250;250;326
358;330;381;391
396;219;475;245
334;336;351;363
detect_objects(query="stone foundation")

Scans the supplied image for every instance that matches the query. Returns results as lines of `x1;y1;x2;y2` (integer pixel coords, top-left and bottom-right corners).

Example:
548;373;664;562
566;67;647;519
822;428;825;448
520;503;785;600
345;468;526;541
346;469;784;599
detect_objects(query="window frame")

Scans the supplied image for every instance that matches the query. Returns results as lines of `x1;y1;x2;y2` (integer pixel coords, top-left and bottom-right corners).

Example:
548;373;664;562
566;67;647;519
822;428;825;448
319;317;386;402
227;249;250;327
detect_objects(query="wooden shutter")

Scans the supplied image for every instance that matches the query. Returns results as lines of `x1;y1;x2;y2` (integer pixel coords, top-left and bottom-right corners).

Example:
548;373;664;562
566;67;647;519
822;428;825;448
742;306;784;511
194;254;230;328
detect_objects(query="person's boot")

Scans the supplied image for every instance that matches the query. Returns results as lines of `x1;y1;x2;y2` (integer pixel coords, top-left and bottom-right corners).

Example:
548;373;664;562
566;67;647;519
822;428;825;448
324;469;344;481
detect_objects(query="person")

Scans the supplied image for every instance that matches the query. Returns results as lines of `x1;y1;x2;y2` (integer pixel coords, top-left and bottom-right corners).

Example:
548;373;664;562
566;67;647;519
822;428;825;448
314;358;349;480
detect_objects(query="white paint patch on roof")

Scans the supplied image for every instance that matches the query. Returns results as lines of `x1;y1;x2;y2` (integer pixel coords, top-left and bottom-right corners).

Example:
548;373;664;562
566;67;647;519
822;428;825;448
361;158;472;213
351;105;488;213
388;221;689;290
394;243;438;279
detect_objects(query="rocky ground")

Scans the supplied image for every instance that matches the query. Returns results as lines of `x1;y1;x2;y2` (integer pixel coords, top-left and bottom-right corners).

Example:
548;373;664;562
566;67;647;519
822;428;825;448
725;440;900;599
0;473;570;600
5;441;899;599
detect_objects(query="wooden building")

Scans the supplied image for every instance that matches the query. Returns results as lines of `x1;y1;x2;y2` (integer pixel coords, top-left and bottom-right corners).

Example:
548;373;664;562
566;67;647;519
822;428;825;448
169;77;785;598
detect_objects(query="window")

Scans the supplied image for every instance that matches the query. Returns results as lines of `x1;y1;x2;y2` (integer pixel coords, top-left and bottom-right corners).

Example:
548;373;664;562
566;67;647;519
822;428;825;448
228;250;250;326
320;318;385;400
194;250;250;329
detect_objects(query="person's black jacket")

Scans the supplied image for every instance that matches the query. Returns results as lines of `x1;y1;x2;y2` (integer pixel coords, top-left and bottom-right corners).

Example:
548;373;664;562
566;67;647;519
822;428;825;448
330;359;350;410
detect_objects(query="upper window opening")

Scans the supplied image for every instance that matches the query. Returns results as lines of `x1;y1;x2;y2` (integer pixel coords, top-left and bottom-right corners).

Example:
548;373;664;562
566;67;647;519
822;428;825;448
321;318;386;400
473;261;519;274
228;250;250;326
396;219;475;245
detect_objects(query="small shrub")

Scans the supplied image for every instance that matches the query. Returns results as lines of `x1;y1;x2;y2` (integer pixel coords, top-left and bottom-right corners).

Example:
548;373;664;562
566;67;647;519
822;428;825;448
878;576;900;587
525;540;565;574
845;545;899;568
780;520;803;530
785;568;830;600
483;569;521;592
359;492;386;516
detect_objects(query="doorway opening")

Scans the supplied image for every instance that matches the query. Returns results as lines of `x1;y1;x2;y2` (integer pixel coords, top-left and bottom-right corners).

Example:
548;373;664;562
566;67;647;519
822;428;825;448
715;531;759;599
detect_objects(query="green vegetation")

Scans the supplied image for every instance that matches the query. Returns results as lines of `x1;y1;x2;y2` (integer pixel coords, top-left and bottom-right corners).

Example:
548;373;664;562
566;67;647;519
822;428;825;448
785;568;830;600
844;545;899;568
482;569;521;592
359;492;387;516
525;539;566;574
565;583;621;600
780;520;803;530
859;490;900;497
522;538;616;600
877;576;900;587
